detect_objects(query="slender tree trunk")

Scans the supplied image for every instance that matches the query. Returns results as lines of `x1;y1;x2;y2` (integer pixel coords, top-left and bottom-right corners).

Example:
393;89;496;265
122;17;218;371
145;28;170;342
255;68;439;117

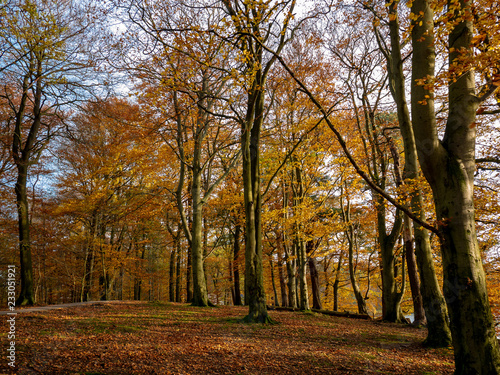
296;240;309;310
403;217;426;326
233;224;242;305
333;252;343;312
186;244;193;302
307;241;322;310
175;238;181;302
340;192;367;315
285;243;297;309
348;236;368;315
277;247;287;307
292;164;309;311
269;257;279;306
376;195;404;322
169;246;176;302
134;241;146;301
411;0;500;369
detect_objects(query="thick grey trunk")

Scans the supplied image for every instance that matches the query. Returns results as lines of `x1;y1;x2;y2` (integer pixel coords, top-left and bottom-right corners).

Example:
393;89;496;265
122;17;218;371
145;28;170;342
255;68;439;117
190;169;209;307
15;166;34;306
242;82;269;323
411;0;500;370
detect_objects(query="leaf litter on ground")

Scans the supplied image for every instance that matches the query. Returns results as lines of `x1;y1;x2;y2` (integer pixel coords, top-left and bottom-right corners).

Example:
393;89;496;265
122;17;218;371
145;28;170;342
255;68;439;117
0;302;454;374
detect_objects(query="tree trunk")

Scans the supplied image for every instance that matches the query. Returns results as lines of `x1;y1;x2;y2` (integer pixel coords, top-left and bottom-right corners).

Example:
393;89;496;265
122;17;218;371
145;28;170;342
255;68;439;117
134;241;146;301
307;241;322;310
175;238;181;302
241;77;270;323
277;247;287;307
269;257;279;307
190;166;209;306
291;162;309;311
285;242;297;309
186;244;193;302
347;235;368;315
14;165;34;306
296;240;309;310
340;192;368;315
411;0;500;370
169;246;176;302
233;224;242;306
403;217;426;326
376;195;404;322
333;252;343;312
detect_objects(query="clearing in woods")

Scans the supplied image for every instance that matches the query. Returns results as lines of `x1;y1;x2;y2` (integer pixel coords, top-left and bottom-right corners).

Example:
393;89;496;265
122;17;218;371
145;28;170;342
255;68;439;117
1;301;454;374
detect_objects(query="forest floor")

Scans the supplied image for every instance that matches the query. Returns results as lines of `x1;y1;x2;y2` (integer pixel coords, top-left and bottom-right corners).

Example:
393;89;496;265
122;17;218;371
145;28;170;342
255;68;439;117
1;301;454;374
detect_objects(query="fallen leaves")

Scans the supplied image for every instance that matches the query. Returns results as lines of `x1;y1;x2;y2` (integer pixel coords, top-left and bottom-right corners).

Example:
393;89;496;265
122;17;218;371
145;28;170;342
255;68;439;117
1;302;454;374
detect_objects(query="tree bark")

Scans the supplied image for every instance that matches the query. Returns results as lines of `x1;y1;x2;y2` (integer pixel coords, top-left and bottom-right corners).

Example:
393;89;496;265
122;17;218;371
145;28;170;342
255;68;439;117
376;194;404;322
270;257;279;306
175;238;182;302
169;246;176;302
307;241;322;310
285;241;297;309
277;245;288;307
241;81;270;322
341;195;368;315
293;165;309;311
333;252;343;312
232;224;242;306
190;163;209;306
14;165;34;306
403;217;426;326
411;0;500;370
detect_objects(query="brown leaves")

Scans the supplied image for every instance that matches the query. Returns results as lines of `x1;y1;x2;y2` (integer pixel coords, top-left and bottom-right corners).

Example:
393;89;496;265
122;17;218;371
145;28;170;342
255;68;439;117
6;302;455;374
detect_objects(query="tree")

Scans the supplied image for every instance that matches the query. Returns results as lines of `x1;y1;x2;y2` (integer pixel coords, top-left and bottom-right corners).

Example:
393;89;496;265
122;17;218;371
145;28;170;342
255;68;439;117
370;0;452;345
220;0;300;322
0;0;101;305
121;0;241;307
410;0;500;370
55;98;168;303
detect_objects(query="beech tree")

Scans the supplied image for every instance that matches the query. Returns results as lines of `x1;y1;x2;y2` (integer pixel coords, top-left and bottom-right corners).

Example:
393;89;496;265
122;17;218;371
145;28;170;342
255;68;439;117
410;0;500;370
367;0;453;345
220;0;301;322
0;0;101;305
